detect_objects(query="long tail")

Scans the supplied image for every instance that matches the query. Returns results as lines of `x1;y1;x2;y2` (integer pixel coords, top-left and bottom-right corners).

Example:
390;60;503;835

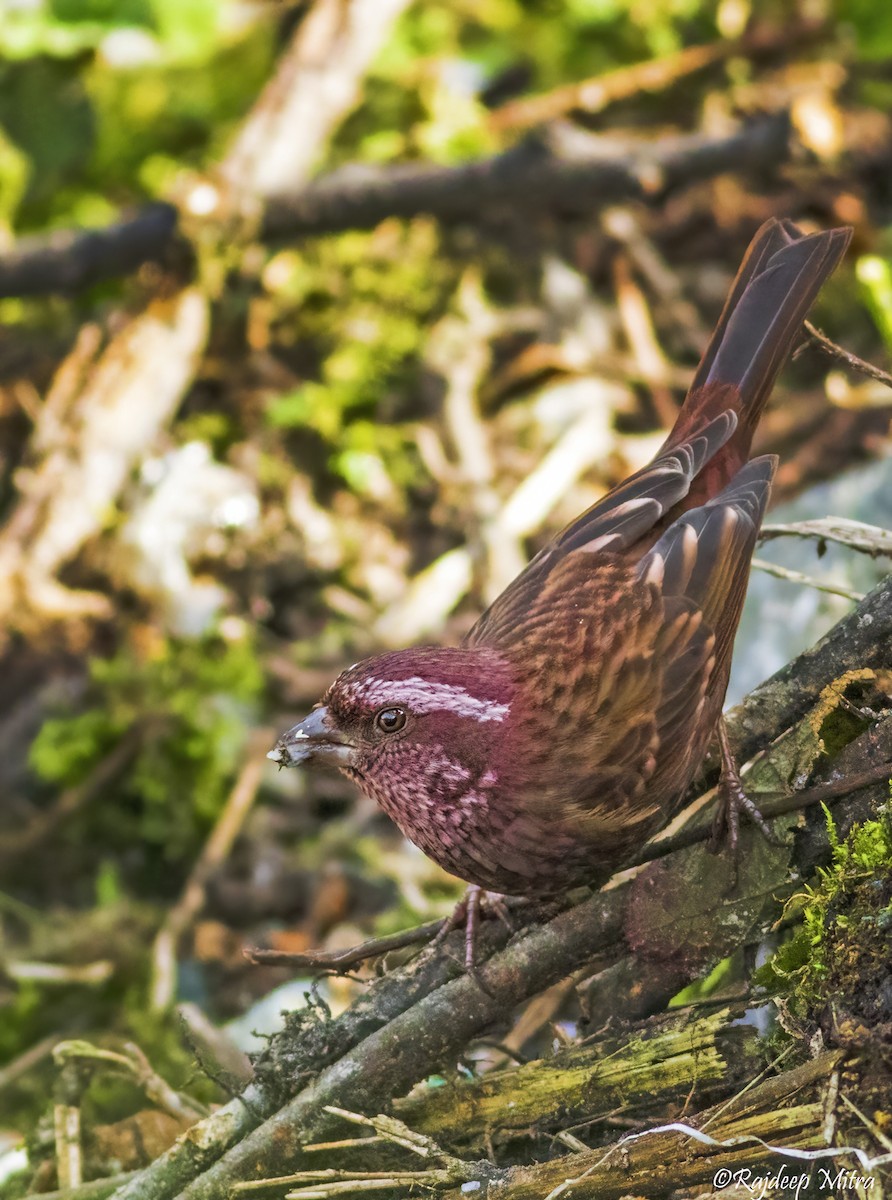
662;219;852;501
467;219;850;650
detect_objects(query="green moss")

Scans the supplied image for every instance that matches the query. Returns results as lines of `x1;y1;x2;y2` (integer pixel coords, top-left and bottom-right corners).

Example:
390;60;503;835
755;799;892;1027
670;949;744;1007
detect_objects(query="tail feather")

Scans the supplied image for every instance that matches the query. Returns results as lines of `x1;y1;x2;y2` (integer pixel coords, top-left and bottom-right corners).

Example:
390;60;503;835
643;455;777;663
689;219;796;391
467;221;850;653
664;220;852;480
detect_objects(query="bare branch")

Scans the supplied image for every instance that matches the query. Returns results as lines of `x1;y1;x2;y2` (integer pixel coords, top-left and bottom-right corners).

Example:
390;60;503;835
0;115;793;298
0;203;177;299
803;319;892;392
150;731;273;1012
245;920;446;973
261;113;793;238
220;0;413;199
489;20;826;132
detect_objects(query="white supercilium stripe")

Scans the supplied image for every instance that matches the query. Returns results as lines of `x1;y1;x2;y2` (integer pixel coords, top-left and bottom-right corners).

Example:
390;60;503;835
351;676;510;723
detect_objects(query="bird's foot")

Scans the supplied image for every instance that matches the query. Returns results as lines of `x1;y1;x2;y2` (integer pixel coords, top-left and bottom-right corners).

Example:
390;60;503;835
709;718;783;870
434;886;515;989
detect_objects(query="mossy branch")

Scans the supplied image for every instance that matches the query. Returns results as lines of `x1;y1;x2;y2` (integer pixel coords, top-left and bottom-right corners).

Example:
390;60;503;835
96;575;892;1200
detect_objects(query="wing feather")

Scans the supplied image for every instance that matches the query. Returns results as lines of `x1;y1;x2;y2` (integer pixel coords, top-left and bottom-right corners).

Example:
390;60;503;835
640;455;775;666
498;458;775;835
467;409;738;649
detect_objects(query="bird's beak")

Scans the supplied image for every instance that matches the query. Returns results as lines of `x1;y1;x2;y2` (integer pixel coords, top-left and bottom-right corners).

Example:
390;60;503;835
267;706;355;769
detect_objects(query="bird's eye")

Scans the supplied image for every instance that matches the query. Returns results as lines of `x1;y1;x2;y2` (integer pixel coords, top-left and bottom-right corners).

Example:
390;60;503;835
375;707;407;733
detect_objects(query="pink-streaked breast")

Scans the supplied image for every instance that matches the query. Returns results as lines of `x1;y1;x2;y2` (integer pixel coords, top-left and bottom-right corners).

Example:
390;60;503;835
353;749;613;894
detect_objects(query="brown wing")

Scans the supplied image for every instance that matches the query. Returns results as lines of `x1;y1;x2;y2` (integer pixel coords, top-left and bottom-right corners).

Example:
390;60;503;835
461;219;847;849
639;456;775;809
492;458;775;840
466;407;739;649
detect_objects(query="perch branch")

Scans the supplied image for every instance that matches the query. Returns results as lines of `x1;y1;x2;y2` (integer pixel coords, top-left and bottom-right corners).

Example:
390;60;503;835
108;576;892;1200
245;919;446;972
726;573;892;765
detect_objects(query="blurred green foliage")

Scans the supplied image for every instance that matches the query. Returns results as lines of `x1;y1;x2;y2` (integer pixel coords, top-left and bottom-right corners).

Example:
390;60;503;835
29;635;263;874
857;255;892;355
263;221;453;492
0;0;274;227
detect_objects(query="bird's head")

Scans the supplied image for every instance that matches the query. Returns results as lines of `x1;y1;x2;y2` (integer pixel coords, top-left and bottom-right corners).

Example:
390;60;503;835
268;647;519;812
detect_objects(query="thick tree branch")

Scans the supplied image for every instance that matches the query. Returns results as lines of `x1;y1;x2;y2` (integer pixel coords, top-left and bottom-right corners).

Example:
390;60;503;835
0;204;177;298
260;112;792;238
107;706;891;1199
1;115;792;298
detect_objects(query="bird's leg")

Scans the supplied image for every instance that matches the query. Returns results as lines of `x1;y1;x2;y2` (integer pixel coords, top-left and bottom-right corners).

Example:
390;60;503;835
709;717;782;859
434;886;515;974
464;885;482;970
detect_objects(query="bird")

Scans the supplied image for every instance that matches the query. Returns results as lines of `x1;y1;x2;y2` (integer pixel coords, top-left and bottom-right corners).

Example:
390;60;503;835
269;219;851;922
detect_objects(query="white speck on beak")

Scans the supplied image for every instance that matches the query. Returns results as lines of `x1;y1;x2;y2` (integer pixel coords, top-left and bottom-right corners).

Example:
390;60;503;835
267;749;282;763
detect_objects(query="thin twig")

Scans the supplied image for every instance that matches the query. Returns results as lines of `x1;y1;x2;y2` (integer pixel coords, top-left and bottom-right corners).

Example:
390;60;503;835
489;19;825;131
22;1173;135;1200
838;1092;892;1156
760;517;892;559
699;1045;796;1132
260;1171;450;1197
244;919;446;972
53;1041;208;1123
0;1031;63;1094
802;319;892;391
177;1002;254;1088
8;960;114;986
633;760;892;867
751;556;865;602
611;250;678;427
150;729;273;1012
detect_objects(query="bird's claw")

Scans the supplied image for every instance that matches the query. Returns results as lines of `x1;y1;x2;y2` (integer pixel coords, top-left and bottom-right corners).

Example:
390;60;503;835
709;719;783;879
